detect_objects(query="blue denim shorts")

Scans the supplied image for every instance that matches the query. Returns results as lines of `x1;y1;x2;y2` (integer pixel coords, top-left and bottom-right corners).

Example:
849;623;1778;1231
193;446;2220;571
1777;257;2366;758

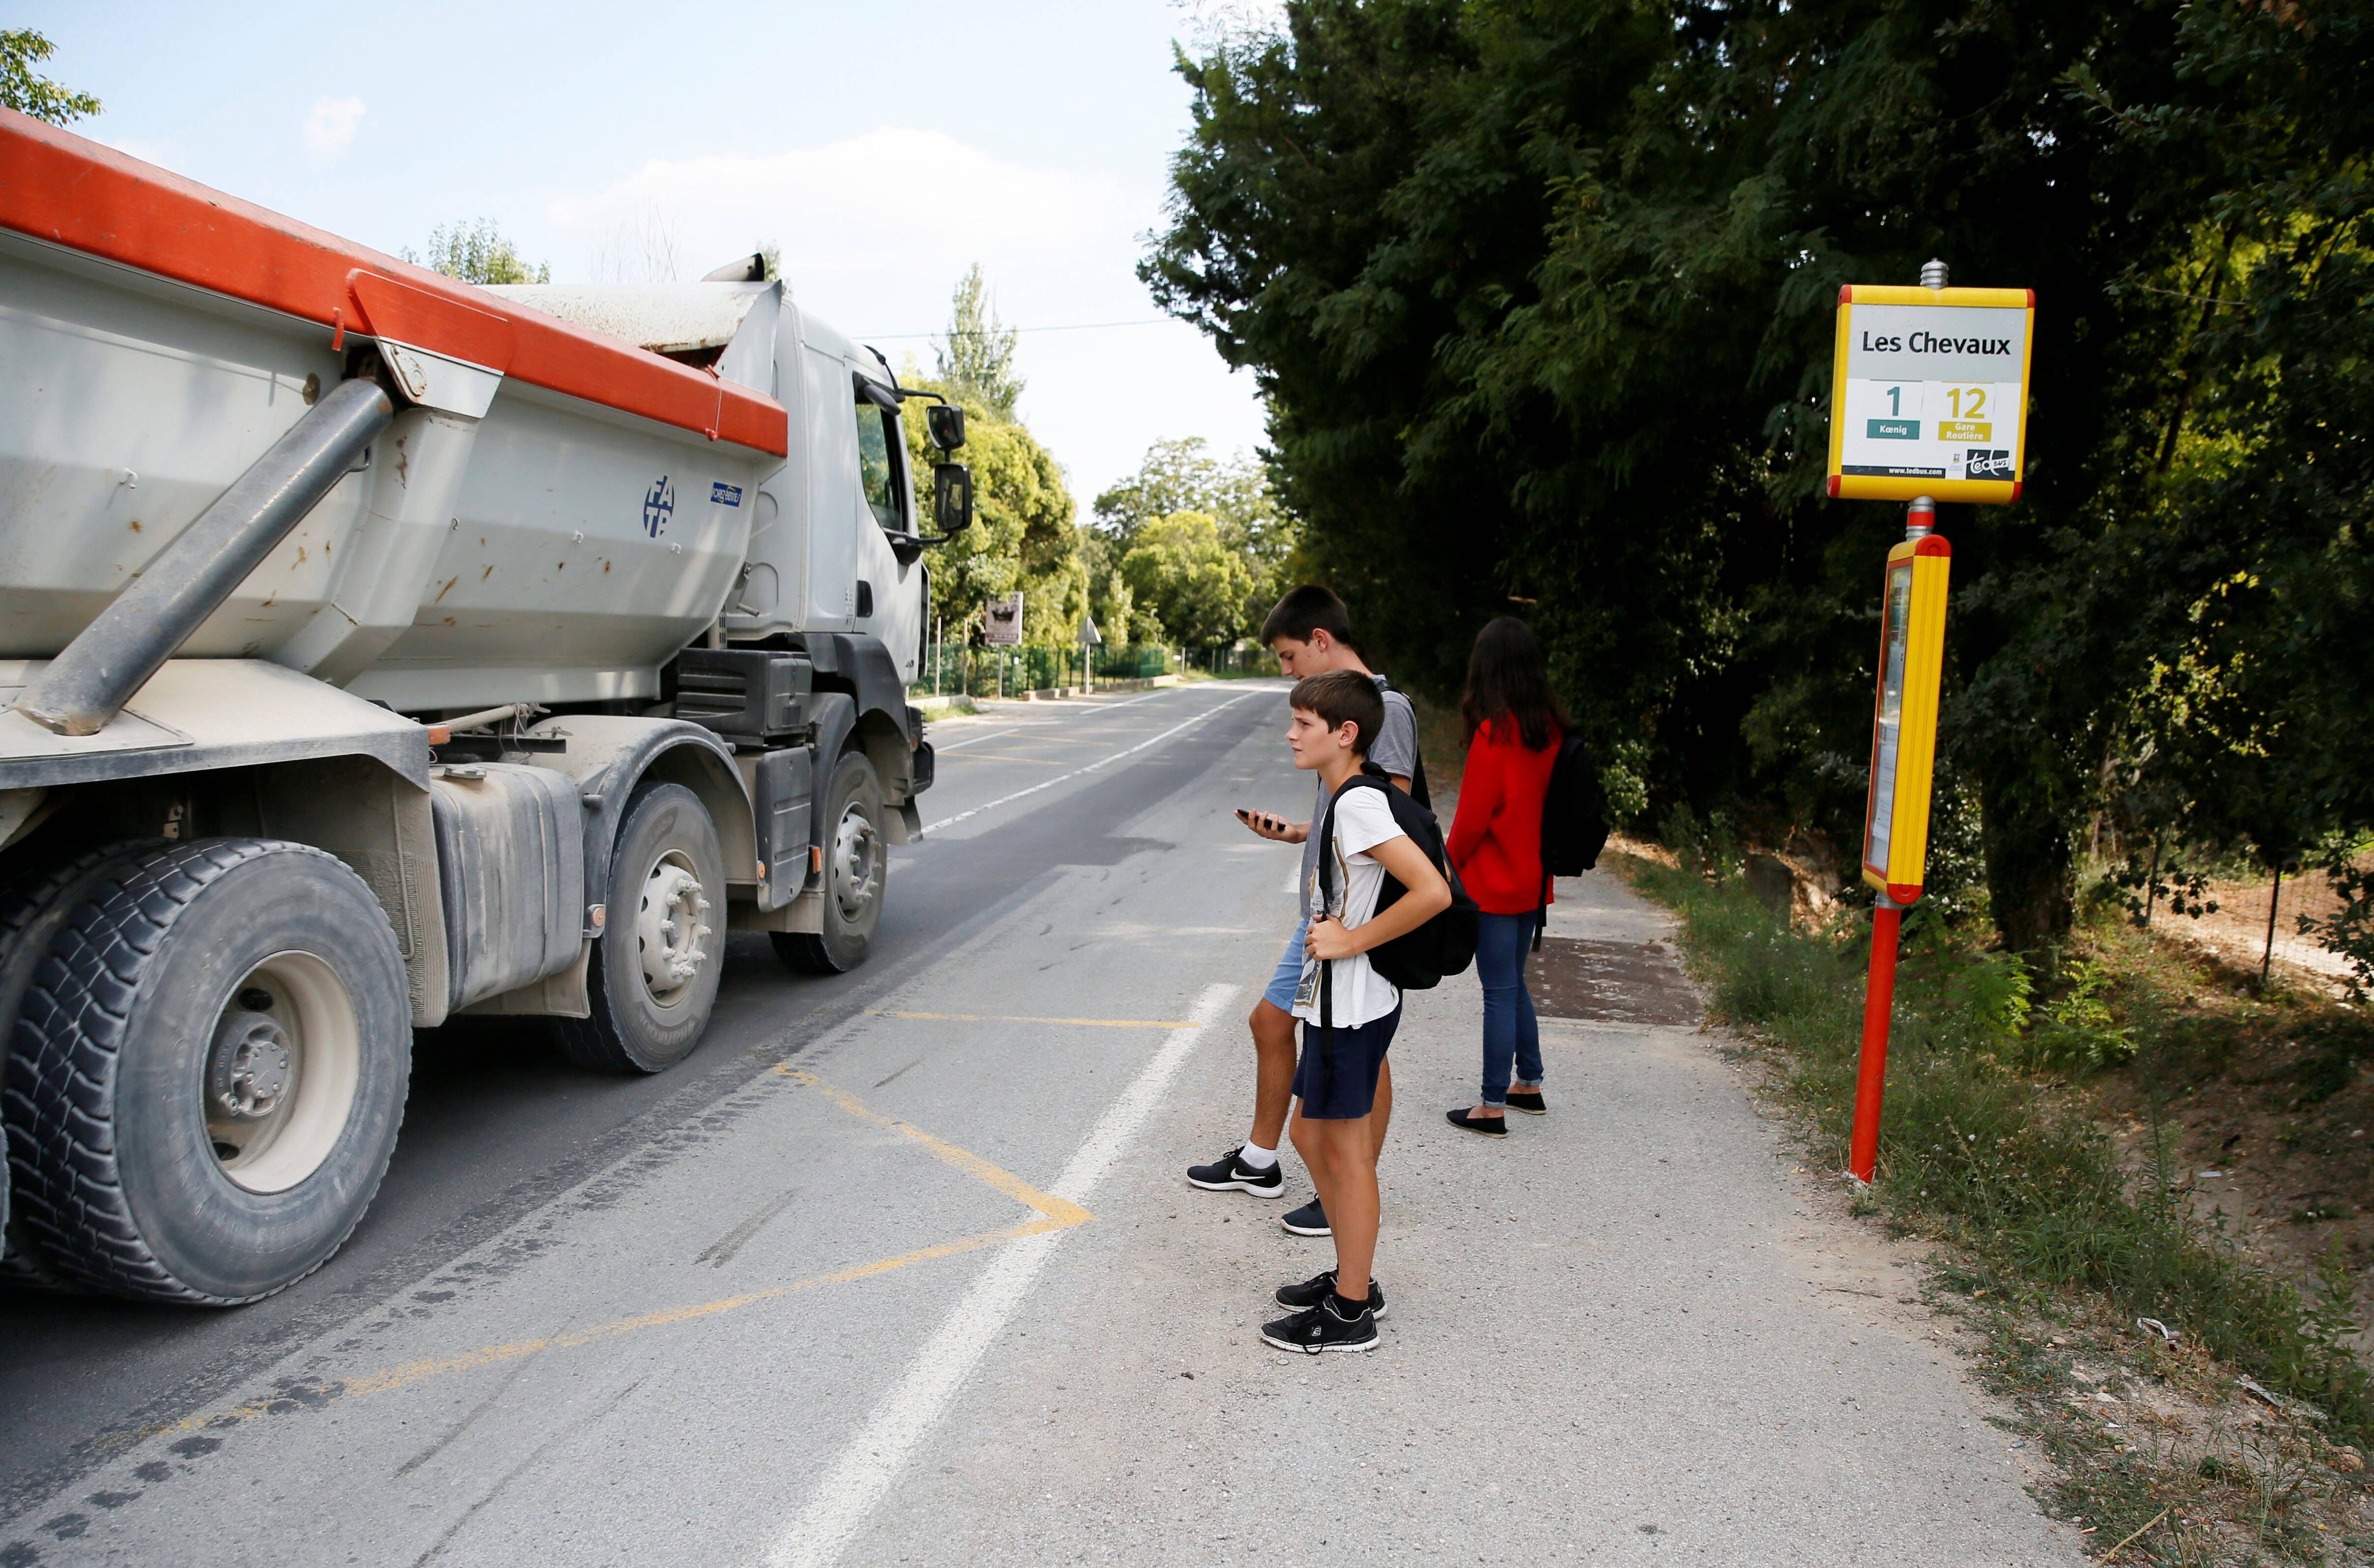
1263;917;1308;1012
1292;1005;1402;1121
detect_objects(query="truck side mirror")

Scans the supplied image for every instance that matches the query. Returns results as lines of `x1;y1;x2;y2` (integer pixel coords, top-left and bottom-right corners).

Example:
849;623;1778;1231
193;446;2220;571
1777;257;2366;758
925;405;965;451
932;463;973;535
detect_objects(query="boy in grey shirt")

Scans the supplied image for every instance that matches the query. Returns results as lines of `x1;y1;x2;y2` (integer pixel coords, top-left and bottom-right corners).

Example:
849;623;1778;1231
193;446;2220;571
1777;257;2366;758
1188;587;1420;1236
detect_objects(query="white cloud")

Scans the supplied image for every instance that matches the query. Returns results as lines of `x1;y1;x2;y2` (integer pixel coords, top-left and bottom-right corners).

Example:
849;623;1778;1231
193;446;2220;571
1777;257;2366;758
105;137;186;174
301;96;366;168
548;128;1130;285
545;127;1263;497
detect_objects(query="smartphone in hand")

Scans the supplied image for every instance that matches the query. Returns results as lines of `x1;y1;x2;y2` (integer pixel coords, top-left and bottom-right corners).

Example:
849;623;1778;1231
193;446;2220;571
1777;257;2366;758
1234;807;1287;838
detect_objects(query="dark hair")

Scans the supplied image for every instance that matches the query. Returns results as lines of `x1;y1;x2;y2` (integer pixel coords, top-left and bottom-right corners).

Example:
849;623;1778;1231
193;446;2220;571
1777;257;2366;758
1261;585;1362;652
1290;670;1382;757
1461;617;1569;751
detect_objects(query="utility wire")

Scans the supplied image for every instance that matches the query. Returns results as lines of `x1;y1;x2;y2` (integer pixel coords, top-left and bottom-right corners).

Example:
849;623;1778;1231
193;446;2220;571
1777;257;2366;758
859;318;1173;341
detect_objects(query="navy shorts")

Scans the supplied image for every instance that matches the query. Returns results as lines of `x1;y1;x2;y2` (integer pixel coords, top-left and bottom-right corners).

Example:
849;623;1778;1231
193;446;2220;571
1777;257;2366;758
1292;1005;1402;1121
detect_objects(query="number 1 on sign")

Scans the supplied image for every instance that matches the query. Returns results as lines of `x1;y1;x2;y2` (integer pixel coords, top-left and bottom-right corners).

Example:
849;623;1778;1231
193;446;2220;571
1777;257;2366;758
1885;385;1902;416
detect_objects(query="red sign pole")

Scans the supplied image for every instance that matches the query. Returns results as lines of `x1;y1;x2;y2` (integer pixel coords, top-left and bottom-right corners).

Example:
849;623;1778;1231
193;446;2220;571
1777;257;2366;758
1848;898;1902;1183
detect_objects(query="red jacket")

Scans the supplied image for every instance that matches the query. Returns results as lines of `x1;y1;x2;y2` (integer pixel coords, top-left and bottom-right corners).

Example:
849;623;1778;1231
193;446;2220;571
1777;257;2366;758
1446;718;1561;916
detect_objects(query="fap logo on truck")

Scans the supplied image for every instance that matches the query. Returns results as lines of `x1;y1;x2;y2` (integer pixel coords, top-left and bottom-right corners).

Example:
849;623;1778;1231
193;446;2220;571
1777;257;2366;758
642;475;675;538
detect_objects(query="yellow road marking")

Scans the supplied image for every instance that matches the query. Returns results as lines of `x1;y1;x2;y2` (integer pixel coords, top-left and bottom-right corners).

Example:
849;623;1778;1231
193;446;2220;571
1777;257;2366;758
864;1009;1198;1029
776;1068;1088;1227
133;1070;1089;1443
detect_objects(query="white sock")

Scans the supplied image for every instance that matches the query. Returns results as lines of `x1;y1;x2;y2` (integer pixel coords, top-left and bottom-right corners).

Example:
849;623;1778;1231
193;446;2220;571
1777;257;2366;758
1238;1141;1279;1171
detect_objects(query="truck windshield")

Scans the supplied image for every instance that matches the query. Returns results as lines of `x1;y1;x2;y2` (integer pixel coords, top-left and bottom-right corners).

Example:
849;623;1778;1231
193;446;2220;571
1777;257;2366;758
855;400;903;533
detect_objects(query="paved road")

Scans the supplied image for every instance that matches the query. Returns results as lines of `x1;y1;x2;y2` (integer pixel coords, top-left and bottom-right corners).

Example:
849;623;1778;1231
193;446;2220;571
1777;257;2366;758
0;681;2079;1566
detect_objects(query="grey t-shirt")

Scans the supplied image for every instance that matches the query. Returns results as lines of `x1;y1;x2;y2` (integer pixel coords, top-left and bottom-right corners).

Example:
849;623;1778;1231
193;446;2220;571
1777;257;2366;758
1299;679;1418;920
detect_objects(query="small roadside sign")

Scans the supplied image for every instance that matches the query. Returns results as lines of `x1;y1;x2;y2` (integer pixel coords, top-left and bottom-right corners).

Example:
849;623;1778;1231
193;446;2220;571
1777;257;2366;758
1077;615;1102;647
1828;285;2035;504
983;592;1023;646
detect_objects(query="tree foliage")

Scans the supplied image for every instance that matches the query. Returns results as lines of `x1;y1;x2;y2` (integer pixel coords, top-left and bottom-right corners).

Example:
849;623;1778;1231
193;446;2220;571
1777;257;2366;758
935;263;1025;421
1119;510;1261;647
405;219;551;286
1;30;99;126
1090;437;1301;644
1148;0;2374;953
902;374;1086;647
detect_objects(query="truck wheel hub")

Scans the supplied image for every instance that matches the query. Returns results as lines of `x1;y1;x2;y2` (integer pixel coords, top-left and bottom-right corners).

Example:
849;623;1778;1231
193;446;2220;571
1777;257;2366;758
208;1010;291;1120
637;853;711;1002
830;804;878;922
204;952;362;1194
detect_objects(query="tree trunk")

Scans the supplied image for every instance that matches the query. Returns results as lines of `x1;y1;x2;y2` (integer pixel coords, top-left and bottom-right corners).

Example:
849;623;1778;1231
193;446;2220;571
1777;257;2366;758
1981;793;2074;955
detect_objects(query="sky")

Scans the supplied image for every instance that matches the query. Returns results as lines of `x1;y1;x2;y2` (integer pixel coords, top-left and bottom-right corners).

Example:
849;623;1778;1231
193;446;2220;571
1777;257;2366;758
20;0;1281;505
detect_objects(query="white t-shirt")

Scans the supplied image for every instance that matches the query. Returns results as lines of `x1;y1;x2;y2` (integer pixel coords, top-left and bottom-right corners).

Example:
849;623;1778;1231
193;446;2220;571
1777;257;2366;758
1292;785;1406;1029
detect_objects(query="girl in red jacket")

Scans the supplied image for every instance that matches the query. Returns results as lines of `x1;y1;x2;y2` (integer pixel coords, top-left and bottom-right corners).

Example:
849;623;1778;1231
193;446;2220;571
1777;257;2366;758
1443;618;1567;1136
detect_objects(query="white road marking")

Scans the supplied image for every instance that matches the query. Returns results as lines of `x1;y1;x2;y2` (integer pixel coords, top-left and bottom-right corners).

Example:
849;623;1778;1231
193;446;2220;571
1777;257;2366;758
762;982;1240;1568
923;693;1256;833
928;727;1024;752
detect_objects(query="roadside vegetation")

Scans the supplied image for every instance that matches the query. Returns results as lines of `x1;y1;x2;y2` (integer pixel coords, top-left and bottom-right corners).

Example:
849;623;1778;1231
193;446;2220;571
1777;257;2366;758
1621;838;2374;1560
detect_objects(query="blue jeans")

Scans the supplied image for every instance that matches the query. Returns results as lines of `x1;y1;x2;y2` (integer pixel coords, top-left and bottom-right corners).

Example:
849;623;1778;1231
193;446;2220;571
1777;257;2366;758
1476;911;1542;1107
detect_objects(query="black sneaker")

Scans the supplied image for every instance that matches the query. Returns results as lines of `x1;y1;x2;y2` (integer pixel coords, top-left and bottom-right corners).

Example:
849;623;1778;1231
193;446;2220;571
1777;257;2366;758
1280;1198;1329;1236
1274;1268;1387;1319
1186;1148;1285;1198
1506;1091;1547;1115
1262;1294;1380;1354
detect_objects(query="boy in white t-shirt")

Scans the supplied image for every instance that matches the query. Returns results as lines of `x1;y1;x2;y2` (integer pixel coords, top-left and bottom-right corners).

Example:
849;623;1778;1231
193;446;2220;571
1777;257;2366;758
1261;670;1451;1354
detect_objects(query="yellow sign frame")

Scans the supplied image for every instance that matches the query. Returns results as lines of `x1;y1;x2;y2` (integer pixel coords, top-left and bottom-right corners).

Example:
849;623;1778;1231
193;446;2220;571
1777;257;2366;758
1861;533;1953;902
1829;285;2035;504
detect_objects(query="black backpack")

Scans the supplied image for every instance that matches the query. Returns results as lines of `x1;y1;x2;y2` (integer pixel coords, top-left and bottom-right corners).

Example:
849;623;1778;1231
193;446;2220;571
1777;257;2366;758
1314;767;1479;1014
1533;730;1610;948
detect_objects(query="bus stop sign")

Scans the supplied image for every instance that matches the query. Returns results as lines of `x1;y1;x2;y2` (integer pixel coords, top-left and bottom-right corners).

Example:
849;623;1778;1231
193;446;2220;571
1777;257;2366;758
1828;285;2035;504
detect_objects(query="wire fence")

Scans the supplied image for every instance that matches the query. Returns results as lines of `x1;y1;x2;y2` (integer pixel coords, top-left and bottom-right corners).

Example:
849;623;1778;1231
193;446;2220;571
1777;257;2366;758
908;643;1180;699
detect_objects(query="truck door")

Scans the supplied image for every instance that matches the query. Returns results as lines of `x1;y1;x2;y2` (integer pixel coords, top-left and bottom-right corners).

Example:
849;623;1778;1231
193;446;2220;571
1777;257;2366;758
800;344;863;628
850;379;924;682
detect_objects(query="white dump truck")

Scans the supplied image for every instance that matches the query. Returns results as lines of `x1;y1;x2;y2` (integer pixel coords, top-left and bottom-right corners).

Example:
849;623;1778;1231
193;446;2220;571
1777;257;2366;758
0;112;973;1303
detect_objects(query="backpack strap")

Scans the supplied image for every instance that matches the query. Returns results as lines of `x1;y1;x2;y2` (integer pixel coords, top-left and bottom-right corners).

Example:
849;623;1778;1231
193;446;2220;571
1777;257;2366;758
1314;772;1391;1039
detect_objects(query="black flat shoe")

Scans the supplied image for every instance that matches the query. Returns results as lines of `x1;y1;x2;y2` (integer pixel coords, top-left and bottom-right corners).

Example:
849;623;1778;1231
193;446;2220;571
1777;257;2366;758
1445;1108;1507;1137
1505;1091;1547;1115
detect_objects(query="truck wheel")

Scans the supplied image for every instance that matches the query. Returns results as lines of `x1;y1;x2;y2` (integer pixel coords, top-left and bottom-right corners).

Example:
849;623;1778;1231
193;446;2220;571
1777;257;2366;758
0;840;163;1293
559;782;724;1074
4;840;411;1304
772;751;886;975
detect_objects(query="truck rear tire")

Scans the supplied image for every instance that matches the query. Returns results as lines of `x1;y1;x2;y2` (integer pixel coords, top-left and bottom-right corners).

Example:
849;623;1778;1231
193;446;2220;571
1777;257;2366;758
0;840;164;1293
559;782;724;1074
3;840;411;1304
771;751;886;976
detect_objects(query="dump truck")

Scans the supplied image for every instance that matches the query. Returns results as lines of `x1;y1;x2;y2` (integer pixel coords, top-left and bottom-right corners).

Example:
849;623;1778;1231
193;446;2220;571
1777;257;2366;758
0;112;973;1303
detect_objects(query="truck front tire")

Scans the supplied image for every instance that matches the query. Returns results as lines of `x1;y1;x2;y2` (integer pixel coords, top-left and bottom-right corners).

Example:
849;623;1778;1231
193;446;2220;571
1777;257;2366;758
559;782;725;1074
772;751;886;975
2;840;411;1304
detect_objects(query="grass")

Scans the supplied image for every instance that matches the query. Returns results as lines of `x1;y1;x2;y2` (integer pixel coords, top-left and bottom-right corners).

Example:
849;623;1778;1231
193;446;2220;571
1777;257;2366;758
1621;856;2374;1442
1623;855;2374;1557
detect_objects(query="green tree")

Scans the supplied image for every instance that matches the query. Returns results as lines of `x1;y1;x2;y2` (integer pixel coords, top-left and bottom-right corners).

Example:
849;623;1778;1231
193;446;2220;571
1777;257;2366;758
900;375;1085;647
1120;510;1260;647
934;263;1024;420
1;29;100;125
1148;0;2374;955
405;219;551;286
1095;437;1300;640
